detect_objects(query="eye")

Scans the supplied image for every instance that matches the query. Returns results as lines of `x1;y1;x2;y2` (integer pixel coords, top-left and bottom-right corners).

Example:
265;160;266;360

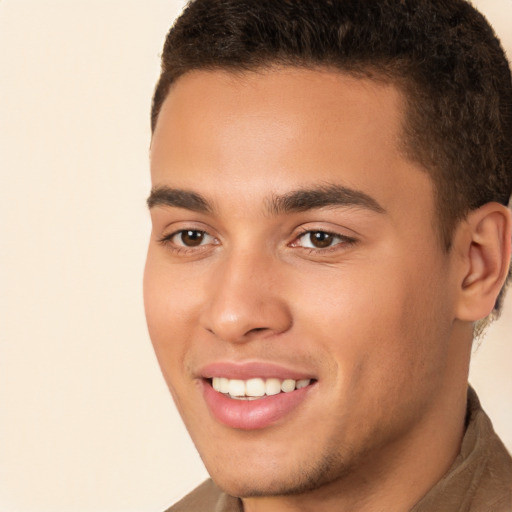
166;229;216;247
294;230;353;249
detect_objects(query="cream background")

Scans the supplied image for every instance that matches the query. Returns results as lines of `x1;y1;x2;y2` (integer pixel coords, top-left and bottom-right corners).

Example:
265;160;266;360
0;1;511;511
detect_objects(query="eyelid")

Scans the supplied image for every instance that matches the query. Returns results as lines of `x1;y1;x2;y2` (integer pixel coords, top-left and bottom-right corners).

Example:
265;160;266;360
169;229;215;247
290;227;358;251
155;222;357;256
156;219;217;242
157;224;220;255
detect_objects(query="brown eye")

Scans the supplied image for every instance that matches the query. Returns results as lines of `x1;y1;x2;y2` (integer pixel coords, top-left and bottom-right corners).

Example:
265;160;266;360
309;231;334;248
159;228;217;252
179;230;206;247
293;230;354;250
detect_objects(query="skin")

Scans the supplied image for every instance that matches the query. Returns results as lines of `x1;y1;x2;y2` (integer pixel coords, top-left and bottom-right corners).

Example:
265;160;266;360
144;68;510;511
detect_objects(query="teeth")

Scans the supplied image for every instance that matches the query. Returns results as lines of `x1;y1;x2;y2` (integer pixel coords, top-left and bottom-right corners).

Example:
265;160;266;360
228;379;245;397
265;378;282;396
219;377;230;394
246;378;266;397
211;377;312;398
281;379;296;393
296;379;310;389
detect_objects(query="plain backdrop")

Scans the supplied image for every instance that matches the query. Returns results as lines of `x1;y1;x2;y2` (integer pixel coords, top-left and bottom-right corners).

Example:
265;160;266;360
0;1;511;511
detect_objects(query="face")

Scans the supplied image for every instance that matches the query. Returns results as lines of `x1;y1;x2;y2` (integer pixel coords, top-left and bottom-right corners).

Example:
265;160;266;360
145;68;462;498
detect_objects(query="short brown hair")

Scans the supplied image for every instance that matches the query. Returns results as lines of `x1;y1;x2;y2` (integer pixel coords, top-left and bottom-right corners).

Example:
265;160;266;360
151;0;512;314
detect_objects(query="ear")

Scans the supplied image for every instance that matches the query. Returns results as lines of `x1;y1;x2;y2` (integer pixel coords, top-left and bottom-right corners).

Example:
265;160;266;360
455;202;511;322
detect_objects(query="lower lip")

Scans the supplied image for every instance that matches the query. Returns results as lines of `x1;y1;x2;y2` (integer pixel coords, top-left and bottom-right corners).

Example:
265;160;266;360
201;380;314;430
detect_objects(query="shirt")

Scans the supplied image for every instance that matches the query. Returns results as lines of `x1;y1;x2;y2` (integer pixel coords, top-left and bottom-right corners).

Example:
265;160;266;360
166;387;512;511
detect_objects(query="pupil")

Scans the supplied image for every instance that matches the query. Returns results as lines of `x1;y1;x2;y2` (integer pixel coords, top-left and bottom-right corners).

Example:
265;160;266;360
311;231;333;248
182;230;204;246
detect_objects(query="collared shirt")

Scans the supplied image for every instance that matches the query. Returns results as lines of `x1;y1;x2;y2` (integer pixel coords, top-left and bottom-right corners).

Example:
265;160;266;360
167;388;512;511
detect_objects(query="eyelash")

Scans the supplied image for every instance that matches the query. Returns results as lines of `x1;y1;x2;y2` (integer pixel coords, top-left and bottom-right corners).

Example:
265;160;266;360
157;229;218;255
292;228;357;253
157;228;357;255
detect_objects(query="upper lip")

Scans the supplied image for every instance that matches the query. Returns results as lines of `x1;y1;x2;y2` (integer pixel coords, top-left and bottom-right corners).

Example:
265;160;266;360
198;361;316;381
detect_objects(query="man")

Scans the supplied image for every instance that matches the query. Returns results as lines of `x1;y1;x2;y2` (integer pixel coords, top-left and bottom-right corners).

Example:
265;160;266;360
143;0;512;510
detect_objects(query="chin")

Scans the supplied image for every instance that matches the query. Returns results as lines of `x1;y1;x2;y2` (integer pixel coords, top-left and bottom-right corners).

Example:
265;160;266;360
205;451;350;498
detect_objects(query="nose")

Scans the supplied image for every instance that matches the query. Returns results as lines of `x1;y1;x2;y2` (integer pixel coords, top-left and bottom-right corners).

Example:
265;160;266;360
199;250;293;344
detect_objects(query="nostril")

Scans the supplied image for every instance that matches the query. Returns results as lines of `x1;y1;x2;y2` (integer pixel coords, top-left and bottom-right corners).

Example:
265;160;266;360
201;297;293;343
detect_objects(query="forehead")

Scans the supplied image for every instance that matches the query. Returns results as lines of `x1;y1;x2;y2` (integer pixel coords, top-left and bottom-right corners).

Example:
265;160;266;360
152;67;405;164
150;67;433;222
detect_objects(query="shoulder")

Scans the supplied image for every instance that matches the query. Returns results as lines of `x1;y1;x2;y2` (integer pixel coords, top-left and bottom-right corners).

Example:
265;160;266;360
413;388;512;512
164;480;222;512
470;408;512;512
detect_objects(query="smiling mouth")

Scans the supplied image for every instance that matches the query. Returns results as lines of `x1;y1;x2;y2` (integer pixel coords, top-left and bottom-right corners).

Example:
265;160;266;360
208;377;314;400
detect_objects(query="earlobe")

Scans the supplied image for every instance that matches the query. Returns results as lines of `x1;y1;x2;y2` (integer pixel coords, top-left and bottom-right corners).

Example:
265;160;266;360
455;202;512;322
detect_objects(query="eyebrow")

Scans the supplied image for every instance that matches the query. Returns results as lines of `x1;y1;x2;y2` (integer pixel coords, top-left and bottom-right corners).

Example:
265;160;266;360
147;184;386;215
268;184;386;215
147;186;213;213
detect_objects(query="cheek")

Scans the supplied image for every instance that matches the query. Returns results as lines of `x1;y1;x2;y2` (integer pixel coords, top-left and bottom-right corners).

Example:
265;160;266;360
143;252;202;381
289;258;449;393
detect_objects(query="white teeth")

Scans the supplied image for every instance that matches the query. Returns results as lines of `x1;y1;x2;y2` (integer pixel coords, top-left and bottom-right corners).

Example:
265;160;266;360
228;379;245;397
281;379;296;393
265;378;282;396
212;377;221;391
211;377;312;398
245;378;266;397
296;379;310;389
219;377;230;394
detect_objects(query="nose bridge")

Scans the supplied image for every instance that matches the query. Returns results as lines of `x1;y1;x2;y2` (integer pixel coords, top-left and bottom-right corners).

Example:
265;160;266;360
200;246;291;343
